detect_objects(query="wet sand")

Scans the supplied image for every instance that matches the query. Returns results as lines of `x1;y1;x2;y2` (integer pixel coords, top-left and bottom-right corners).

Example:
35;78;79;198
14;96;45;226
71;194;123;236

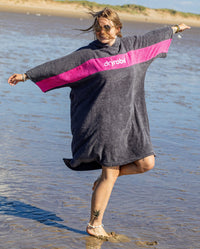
0;10;200;249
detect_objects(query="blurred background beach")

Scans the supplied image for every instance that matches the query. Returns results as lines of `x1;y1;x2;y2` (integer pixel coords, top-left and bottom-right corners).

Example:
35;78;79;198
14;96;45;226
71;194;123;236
0;1;200;248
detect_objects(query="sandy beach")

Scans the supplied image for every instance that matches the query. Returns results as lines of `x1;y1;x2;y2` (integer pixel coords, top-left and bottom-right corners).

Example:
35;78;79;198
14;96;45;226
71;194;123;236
1;0;200;26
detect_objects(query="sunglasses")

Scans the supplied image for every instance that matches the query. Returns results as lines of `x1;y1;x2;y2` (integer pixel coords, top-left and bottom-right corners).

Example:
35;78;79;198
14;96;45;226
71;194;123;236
94;24;113;32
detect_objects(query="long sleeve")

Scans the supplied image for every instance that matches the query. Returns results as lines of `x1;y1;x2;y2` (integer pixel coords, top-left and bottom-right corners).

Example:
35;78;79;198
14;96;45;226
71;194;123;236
125;26;173;62
136;26;173;49
26;27;173;93
26;50;88;92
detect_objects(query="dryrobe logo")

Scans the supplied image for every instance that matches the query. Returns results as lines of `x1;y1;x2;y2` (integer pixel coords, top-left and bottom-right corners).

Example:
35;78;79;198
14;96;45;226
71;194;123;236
104;58;126;67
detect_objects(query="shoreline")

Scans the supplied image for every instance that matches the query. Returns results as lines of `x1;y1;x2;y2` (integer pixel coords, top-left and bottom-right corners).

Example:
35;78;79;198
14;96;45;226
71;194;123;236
0;0;200;26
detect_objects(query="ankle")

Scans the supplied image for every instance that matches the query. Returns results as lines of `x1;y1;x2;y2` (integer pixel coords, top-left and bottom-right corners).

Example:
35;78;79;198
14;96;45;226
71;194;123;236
88;223;104;229
86;223;109;238
88;218;102;227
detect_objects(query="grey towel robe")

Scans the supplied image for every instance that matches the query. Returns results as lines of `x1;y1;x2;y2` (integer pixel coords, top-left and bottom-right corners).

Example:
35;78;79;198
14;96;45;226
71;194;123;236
26;27;173;170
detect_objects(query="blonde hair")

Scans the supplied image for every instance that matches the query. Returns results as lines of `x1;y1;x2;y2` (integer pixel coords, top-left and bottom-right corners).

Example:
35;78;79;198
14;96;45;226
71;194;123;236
82;7;123;37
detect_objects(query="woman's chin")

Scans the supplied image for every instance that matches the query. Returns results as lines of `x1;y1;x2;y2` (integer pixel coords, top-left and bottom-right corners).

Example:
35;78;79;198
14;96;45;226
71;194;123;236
98;38;109;43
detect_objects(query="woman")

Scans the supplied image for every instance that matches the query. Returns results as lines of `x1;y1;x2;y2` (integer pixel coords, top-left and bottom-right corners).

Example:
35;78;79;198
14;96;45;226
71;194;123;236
8;8;190;238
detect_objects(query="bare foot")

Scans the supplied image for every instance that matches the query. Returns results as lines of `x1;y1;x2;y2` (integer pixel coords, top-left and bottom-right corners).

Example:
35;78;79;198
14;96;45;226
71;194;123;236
86;224;109;238
92;176;101;191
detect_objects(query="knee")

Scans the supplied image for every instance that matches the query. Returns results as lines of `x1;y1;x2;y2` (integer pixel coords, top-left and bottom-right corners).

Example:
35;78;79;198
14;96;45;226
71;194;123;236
101;166;120;183
136;155;155;173
144;159;155;172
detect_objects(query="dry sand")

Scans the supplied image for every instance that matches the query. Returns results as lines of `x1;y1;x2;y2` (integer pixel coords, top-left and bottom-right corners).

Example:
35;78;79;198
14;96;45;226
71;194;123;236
0;0;200;26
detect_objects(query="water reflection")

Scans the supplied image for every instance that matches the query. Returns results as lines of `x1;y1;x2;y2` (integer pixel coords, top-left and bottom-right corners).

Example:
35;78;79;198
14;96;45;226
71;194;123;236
1;11;200;249
0;196;131;249
85;237;104;249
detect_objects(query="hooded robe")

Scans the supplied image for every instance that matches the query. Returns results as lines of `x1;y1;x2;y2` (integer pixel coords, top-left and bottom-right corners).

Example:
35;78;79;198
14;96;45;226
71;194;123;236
26;26;173;170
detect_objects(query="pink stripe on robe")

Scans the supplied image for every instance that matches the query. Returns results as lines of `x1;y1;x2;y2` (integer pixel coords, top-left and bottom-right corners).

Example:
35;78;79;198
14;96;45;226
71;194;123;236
36;39;172;92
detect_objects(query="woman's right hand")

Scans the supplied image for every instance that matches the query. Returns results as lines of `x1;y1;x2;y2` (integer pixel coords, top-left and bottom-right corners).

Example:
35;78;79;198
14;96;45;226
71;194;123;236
8;73;24;86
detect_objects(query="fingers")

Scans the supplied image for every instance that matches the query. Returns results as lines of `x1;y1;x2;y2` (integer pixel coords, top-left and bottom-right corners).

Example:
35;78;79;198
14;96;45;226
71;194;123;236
8;74;16;85
8;74;23;86
172;23;191;34
179;23;191;32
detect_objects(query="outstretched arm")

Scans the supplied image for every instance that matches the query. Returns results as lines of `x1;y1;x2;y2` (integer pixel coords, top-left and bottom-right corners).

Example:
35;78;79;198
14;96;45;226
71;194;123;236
8;48;90;92
8;73;28;86
171;23;191;34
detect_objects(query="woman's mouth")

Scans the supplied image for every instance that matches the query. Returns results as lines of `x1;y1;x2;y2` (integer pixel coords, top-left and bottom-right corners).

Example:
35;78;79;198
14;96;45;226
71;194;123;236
99;35;108;40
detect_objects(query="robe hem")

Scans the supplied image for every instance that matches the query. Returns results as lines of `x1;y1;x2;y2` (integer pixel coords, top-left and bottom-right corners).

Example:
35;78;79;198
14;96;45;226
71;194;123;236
63;151;155;171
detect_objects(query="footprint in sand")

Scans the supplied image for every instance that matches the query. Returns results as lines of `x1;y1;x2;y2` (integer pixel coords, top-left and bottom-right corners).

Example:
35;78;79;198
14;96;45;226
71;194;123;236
135;240;158;247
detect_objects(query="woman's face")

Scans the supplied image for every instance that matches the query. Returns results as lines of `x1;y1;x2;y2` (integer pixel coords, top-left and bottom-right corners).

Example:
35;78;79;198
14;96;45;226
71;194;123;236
95;17;120;46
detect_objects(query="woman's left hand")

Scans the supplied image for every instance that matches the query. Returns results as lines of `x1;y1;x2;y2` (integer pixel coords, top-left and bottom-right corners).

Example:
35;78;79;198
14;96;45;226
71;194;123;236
172;23;191;33
178;23;191;32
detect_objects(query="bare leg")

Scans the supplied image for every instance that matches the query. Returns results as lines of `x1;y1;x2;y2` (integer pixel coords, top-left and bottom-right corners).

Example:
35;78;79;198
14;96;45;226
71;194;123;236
92;176;101;191
119;155;155;176
88;155;155;237
92;155;155;190
87;166;120;237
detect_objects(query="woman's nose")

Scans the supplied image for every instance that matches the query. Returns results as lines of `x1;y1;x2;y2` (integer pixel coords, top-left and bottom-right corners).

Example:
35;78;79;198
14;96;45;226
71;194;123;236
100;28;106;35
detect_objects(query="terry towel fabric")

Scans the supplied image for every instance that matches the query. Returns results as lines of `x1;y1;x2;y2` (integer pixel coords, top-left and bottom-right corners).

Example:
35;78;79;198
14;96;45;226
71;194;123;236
26;27;173;170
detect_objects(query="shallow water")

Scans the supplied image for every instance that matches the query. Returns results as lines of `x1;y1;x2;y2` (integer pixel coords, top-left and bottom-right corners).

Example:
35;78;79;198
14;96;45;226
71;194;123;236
0;12;200;249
